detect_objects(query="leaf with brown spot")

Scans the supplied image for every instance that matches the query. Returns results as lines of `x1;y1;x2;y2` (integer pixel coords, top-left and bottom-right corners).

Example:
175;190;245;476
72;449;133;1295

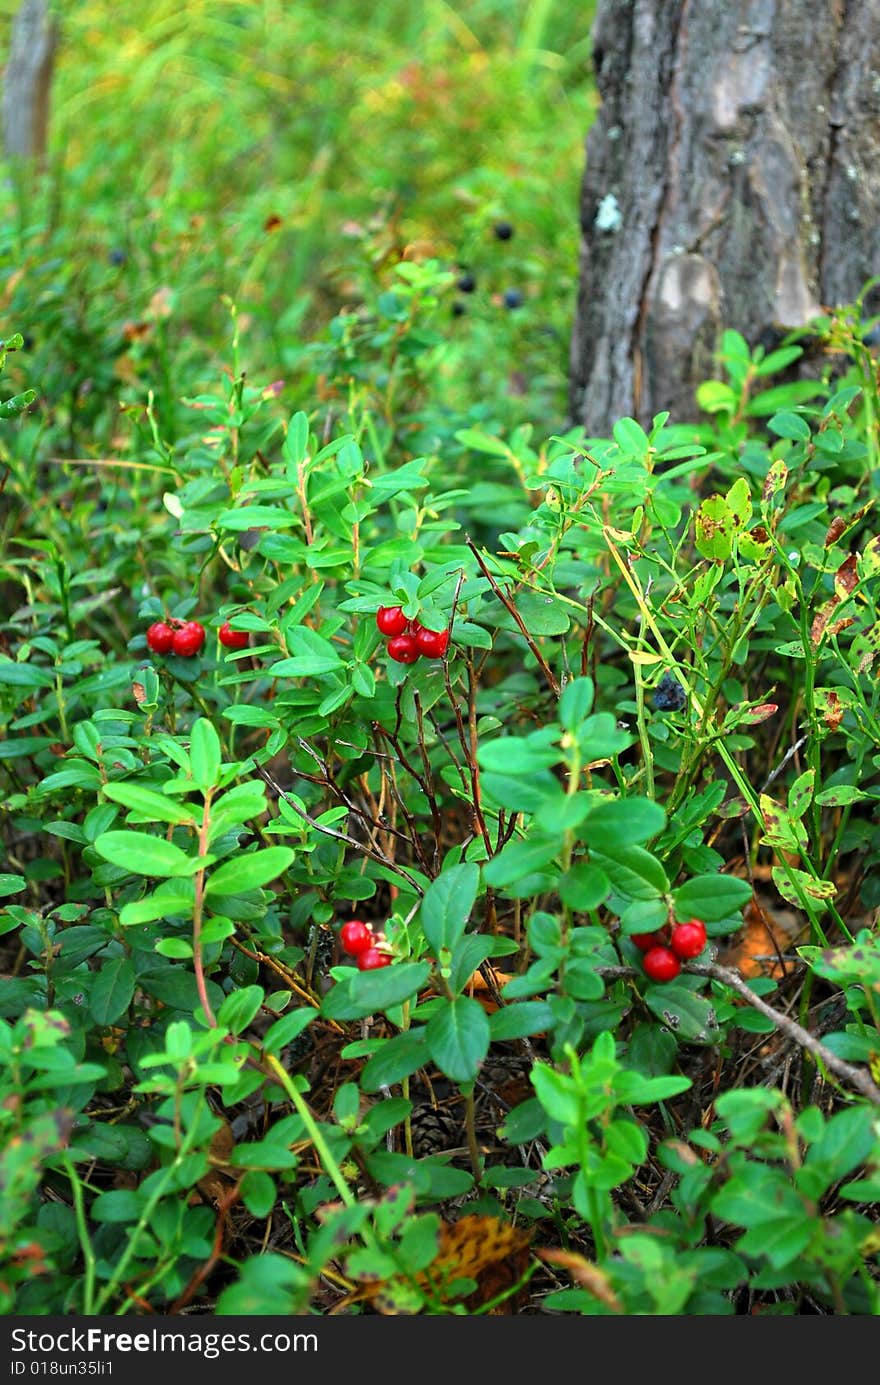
761;459;788;504
860;533;880;576
809;596;853;649
824;515;848;548
823;501;873;550
817;688;844;732
834;552;859;598
538;1249;622;1313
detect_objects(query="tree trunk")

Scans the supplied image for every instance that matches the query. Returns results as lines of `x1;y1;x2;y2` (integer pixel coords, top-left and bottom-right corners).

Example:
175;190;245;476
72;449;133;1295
569;0;880;436
2;0;57;162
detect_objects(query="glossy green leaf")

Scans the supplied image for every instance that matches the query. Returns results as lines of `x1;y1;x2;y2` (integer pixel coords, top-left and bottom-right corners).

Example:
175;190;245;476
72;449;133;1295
425;996;490;1082
206;847;295;896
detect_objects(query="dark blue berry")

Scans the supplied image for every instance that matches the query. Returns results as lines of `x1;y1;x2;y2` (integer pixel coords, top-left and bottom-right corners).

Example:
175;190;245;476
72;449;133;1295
451;300;467;317
493;221;514;241
109;249;127;266
503;288;523;309
457;272;476;293
653;672;687;712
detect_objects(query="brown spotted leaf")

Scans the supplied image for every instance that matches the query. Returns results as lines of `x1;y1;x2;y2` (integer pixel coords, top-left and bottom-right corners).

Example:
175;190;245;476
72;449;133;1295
834;552;859;598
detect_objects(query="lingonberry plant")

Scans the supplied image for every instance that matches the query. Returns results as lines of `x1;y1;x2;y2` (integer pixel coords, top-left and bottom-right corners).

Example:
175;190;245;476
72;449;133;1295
2;268;880;1319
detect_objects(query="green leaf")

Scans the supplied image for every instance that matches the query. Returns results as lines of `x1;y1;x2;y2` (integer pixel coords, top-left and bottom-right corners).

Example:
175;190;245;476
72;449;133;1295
582;798;665;850
454;428;510;457
90;957;135;1025
0;659;54;689
102;783;198;825
558;676;595;729
489;1001;553;1040
283;411;310;466
745;380;826;416
530;1063;579;1126
482;835;560;888
557;863;610;911
0;388;36;418
217;985;265;1034
447;934;516;995
420;862;480;954
0;874;26;898
154;938;193;958
695;380;737;414
216;504;297;531
612;417;650;457
206;847;295;896
90;1190;145;1223
93;830;192;877
321;962;431;1021
359;1029;430;1092
767;411;811;441
477;735;560;775
672;874;752;922
644;983;721;1042
495;590;570;636
803;1106;877;1184
425;996;490;1082
190;718;222;790
592;845;668;901
240;1170;277;1218
262;1008;316;1057
736;1217;813;1269
604;1118;648;1167
119;879;195;925
208;783;268;841
713;1167;801;1228
215;1253;311;1315
613;1071;692;1104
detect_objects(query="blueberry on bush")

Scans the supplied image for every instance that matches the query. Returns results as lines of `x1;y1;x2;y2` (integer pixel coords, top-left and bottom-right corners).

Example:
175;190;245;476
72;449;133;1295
653;671;687;711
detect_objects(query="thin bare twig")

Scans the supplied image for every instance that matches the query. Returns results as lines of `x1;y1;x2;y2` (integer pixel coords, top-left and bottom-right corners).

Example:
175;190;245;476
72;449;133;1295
594;958;880;1103
253;764;424;896
465;537;561;697
687;960;880;1104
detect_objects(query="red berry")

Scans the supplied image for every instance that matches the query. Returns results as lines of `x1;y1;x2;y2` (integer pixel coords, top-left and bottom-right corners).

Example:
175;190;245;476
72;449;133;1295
376;606;408;636
386;634;420;664
642;946;682;983
630;929;668;951
171;620;206;657
218;619;249;651
146;621;174;654
339;920;374;957
669;919;708;960
414;625;450;659
357;947;392;971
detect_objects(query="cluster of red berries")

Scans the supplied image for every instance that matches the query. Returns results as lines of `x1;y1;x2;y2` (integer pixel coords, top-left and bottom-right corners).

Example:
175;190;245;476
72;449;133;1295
339;919;392;971
146;618;206;658
376;606;451;664
630;918;708;983
146;618;249;658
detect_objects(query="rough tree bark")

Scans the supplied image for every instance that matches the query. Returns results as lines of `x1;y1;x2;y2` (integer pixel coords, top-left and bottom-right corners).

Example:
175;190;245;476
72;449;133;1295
2;0;57;162
569;0;880;436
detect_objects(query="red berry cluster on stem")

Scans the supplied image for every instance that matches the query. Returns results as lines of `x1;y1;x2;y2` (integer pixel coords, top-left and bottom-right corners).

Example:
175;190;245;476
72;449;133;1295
629;917;708;983
376;606;451;664
146;618;206;658
338;919;392;971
